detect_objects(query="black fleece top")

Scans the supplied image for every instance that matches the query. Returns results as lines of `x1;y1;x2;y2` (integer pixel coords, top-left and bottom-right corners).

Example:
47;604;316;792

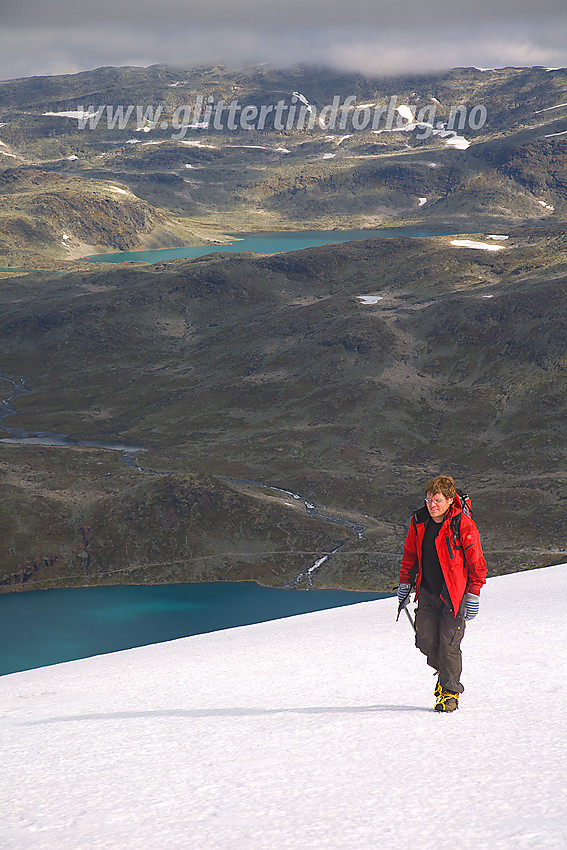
420;518;444;597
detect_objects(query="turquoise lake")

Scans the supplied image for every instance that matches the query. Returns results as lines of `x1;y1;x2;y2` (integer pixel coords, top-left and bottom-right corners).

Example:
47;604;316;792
2;227;426;675
86;227;462;263
0;583;389;676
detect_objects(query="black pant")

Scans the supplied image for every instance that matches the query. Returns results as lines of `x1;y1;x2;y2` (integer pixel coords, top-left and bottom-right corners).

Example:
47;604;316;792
414;589;466;694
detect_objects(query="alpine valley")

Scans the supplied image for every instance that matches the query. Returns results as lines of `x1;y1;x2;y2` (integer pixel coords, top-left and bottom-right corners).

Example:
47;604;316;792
0;64;566;592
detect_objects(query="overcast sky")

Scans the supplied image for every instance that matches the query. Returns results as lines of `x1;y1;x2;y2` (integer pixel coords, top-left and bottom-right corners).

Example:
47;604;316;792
1;0;566;81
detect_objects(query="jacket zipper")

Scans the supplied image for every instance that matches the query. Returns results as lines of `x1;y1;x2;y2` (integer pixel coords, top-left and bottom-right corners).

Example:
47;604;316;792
445;533;454;559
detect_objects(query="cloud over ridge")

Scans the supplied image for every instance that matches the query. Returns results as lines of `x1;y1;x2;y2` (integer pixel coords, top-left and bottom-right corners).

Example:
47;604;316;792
0;0;566;80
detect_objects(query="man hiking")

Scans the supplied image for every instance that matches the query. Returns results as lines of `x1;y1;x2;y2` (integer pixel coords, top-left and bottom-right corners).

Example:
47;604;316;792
397;474;487;712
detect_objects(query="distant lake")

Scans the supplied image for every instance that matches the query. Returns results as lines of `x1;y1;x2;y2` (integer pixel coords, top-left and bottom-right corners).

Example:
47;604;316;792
0;268;37;273
86;227;461;264
0;582;389;676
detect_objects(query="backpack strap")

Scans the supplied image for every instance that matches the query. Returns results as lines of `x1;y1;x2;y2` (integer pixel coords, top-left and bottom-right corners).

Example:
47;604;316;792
451;509;472;572
451;511;462;546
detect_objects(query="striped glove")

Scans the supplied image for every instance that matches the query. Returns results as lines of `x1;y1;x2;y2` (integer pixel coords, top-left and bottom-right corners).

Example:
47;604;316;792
397;583;412;609
464;592;480;621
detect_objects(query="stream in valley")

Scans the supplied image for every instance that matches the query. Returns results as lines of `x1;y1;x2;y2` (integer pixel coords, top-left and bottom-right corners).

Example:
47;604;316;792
0;370;378;604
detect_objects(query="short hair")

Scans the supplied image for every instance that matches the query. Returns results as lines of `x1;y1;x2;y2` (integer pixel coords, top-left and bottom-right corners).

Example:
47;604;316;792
425;474;456;501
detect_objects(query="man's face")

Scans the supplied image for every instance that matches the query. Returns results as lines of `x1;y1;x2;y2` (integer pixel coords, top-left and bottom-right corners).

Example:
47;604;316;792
425;491;453;523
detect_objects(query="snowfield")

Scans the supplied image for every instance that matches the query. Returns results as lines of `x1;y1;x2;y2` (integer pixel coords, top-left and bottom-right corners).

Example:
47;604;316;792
357;295;383;304
1;564;566;849
42;111;100;120
451;239;506;251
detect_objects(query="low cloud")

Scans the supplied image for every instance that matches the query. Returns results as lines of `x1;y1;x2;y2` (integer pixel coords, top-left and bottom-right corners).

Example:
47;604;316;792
0;19;566;82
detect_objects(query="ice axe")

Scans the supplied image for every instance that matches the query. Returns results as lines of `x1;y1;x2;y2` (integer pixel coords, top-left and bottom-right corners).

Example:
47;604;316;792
396;585;416;632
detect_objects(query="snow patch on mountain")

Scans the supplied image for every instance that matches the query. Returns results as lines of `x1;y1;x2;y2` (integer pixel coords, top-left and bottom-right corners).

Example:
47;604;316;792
451;239;506;251
357;295;383;304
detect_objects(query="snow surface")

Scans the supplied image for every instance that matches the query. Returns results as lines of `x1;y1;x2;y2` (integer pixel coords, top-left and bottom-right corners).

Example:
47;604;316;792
179;140;217;149
451;239;506;252
108;185;131;196
292;92;312;110
534;102;567;113
357;295;383;304
373;123;470;150
226;145;290;153
0;140;17;158
396;105;414;123
43;111;99;120
1;565;566;850
444;134;470;150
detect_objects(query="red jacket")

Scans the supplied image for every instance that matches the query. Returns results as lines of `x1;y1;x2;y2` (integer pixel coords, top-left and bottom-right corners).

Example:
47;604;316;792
399;493;487;615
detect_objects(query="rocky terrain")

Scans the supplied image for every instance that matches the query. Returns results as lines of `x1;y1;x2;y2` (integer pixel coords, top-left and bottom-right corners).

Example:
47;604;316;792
0;228;565;591
0;167;206;263
1;64;566;265
0;64;565;592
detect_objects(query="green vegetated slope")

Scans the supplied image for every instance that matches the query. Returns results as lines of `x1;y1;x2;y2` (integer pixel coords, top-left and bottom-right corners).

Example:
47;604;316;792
0;229;566;591
1;64;567;265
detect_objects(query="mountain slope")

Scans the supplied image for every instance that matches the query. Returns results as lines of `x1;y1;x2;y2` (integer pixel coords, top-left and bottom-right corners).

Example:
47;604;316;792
1;64;566;264
0;233;565;590
0;63;566;588
1;563;565;849
0;168;210;262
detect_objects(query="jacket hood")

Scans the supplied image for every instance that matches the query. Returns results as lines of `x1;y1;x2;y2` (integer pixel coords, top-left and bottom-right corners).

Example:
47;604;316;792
448;491;464;518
